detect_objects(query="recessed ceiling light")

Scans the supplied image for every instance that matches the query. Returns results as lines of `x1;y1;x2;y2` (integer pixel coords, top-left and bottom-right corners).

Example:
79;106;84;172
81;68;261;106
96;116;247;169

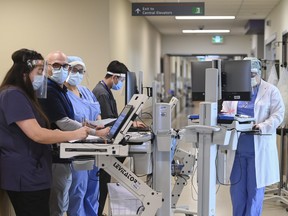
182;30;230;33
176;16;235;20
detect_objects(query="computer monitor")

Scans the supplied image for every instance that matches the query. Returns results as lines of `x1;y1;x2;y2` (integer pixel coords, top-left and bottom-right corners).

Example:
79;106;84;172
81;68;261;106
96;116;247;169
125;71;139;105
221;60;251;101
191;61;212;101
107;104;134;140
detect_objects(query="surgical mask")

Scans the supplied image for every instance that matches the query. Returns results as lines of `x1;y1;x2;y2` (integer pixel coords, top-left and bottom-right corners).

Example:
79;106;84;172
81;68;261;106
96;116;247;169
32;75;44;90
112;80;123;90
66;72;84;86
51;68;68;85
251;77;258;87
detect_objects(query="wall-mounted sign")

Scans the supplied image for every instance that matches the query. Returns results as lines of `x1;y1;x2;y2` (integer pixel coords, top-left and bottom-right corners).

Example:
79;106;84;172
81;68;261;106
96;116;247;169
132;2;205;16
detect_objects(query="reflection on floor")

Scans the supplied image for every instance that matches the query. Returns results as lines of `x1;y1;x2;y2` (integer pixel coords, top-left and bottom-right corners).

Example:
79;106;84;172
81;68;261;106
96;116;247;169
101;105;288;215
172;106;288;216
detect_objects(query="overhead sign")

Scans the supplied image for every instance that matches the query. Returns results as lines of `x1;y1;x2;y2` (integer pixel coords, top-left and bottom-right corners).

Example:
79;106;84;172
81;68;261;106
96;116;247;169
132;2;205;16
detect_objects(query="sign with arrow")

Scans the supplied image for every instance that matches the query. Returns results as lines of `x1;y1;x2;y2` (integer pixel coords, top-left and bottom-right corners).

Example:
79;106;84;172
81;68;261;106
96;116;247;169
132;2;205;16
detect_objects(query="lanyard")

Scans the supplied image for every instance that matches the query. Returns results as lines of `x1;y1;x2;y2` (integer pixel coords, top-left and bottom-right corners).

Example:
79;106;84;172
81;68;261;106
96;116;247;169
101;80;113;97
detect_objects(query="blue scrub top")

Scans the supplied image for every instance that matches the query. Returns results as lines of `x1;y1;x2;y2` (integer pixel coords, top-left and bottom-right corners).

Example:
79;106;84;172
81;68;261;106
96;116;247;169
236;85;259;153
0;87;52;191
67;85;101;122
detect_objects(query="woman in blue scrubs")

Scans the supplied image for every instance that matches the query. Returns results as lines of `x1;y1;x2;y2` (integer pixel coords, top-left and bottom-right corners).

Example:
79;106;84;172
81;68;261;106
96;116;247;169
222;57;285;216
65;56;110;216
0;49;89;216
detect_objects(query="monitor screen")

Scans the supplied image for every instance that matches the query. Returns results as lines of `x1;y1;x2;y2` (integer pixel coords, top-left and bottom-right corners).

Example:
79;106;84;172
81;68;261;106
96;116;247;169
107;104;134;140
191;61;212;101
221;60;251;101
125;71;139;104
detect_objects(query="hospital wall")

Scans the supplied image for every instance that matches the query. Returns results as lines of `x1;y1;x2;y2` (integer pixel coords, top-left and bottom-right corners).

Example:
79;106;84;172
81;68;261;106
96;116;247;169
0;0;161;112
0;0;288;215
265;0;288;61
162;35;252;56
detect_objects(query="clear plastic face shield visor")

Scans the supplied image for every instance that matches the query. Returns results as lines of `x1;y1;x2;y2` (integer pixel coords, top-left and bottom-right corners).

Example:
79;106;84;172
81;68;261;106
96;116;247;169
106;71;126;94
106;71;126;82
66;63;86;85
32;60;48;98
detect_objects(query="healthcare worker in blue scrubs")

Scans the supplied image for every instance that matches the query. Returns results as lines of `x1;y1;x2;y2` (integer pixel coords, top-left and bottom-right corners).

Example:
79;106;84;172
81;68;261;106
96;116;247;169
222;57;285;216
65;56;110;216
0;49;89;216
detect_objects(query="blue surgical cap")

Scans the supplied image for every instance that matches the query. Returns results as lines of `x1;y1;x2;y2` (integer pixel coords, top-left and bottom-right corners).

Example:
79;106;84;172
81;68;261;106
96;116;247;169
243;57;262;75
67;56;86;70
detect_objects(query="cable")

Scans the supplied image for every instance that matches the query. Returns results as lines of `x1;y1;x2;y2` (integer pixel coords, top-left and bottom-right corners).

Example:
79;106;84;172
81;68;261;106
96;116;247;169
215;135;243;186
190;163;198;201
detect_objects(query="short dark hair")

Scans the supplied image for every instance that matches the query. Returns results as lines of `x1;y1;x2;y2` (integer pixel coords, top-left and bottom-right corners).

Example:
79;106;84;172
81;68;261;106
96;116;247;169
105;60;128;78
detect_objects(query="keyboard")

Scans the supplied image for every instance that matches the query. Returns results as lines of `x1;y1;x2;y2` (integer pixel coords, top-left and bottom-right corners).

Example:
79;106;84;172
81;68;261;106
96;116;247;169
128;126;151;132
73;137;113;144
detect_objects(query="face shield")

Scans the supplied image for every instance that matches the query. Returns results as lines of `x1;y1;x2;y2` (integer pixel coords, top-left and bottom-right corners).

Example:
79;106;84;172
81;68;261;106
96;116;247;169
107;71;126;92
32;60;48;98
106;71;126;82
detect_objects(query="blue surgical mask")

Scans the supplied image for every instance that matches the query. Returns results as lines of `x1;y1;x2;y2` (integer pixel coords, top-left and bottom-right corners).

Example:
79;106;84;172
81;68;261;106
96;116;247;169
51;68;68;85
112;80;123;90
32;75;44;90
66;72;84;86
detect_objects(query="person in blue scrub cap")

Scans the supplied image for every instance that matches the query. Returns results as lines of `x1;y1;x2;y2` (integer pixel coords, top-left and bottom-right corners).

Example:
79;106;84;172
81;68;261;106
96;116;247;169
222;57;285;216
65;56;110;216
38;51;97;216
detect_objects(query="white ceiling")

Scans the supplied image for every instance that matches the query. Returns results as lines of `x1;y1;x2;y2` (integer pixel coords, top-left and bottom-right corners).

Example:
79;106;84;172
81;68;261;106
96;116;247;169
129;0;281;35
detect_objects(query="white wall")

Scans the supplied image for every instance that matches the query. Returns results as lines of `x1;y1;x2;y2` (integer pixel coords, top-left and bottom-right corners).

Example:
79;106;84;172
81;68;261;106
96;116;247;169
0;0;161;112
108;0;162;109
265;0;288;62
0;0;110;89
162;35;252;56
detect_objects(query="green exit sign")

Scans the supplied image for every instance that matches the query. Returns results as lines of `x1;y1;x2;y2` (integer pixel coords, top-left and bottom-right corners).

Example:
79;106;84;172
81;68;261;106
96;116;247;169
192;7;203;15
132;2;205;16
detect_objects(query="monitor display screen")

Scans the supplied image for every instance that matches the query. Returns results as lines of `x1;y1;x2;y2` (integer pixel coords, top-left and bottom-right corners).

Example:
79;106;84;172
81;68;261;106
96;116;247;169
221;60;251;101
191;61;212;101
125;71;139;104
107;104;134;140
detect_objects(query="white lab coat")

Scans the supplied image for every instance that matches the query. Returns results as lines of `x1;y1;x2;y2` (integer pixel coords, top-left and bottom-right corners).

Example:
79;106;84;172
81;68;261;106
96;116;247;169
222;80;285;188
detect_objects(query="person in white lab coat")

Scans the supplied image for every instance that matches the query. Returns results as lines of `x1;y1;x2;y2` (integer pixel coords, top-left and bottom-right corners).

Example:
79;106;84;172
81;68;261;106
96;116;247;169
222;57;285;216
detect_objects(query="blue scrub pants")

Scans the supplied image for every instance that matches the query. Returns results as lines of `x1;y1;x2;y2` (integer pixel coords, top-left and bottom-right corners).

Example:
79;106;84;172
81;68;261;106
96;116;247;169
67;166;100;216
230;152;265;216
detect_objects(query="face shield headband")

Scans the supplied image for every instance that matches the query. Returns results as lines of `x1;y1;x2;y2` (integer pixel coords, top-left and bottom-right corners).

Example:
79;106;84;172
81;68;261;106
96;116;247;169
106;71;126;81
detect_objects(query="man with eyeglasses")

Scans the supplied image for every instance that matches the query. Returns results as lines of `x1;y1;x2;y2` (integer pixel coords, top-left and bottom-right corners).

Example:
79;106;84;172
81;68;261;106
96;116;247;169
38;51;96;216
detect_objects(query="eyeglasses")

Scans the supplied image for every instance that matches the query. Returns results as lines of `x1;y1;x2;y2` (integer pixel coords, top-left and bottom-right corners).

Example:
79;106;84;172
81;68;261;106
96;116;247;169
71;67;85;74
48;63;71;71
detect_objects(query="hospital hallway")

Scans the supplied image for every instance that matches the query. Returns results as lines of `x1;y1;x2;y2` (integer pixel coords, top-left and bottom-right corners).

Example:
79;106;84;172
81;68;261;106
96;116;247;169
172;106;288;216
